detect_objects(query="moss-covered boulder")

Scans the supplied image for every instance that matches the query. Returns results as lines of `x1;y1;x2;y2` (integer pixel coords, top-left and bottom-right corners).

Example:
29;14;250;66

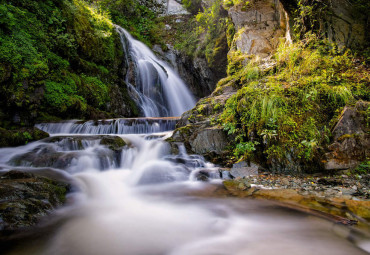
0;170;70;233
0;127;49;148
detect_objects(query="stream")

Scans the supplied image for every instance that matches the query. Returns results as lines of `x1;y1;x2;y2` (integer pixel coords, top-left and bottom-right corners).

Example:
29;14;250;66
0;26;369;254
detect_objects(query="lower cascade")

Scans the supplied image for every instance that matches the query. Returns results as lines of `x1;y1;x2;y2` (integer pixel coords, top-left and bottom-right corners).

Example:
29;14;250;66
1;119;369;254
0;30;369;255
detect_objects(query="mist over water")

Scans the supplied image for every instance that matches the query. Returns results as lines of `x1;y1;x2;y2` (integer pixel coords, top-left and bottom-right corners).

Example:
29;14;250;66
1;122;369;255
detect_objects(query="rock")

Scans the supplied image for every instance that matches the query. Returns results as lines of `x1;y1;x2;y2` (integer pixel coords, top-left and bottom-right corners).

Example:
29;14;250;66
0;127;49;148
0;170;70;232
166;0;189;15
190;127;228;154
229;0;291;58
100;136;126;151
324;101;370;171
193;169;220;182
220;169;232;179
223;179;253;196
153;44;220;98
230;161;259;178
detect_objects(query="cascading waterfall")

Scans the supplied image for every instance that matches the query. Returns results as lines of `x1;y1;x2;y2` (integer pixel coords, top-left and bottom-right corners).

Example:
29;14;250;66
1;28;369;255
35;117;179;135
115;25;196;117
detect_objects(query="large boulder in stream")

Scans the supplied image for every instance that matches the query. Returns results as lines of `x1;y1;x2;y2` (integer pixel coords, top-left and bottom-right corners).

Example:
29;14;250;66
0;171;70;233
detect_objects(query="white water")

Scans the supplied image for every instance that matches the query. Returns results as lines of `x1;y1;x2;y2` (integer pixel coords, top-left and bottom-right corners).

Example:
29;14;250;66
1;122;369;255
116;25;196;117
35;118;179;135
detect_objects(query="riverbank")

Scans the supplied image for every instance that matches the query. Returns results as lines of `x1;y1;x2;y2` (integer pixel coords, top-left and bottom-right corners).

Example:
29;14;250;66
220;172;370;226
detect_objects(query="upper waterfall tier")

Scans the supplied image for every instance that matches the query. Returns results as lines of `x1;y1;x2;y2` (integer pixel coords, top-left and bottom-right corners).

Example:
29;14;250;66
115;25;196;117
36;117;179;135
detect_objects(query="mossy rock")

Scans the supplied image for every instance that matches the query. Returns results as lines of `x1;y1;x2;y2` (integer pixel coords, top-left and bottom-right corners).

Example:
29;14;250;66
0;127;49;148
100;136;126;151
0;170;70;232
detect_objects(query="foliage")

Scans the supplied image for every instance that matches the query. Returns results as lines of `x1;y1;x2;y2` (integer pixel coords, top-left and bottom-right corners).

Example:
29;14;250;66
219;35;369;171
183;0;203;15
98;0;163;47
0;0;137;127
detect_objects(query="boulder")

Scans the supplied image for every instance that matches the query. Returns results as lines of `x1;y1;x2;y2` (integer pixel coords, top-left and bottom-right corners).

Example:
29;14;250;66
324;101;370;171
230;161;259;178
0;170;70;232
190;127;228;154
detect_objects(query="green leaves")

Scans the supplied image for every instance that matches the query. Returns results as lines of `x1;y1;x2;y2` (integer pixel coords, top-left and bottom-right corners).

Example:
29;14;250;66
218;31;368;168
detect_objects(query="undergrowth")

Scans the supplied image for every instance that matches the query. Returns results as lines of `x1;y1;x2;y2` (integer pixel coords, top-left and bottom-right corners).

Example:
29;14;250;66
219;34;369;172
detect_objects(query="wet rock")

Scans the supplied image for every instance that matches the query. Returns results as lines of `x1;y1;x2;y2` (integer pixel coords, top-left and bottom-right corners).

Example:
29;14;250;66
8;145;79;169
100;136;126;151
220;169;232;180
194;169;220;182
324;101;369;171
0;170;70;232
230;161;259;178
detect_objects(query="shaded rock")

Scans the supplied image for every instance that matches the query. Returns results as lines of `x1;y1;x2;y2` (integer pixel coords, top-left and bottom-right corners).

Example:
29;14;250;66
0;170;70;232
0;127;49;148
324;101;370;171
153;44;220;98
193;169;220;182
230;161;259;178
190;127;228;155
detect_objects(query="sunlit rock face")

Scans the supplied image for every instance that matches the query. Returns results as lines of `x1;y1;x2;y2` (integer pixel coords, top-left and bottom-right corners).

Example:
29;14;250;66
229;0;291;58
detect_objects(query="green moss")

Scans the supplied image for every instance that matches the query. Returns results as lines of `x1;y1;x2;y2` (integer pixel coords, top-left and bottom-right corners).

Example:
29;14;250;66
219;34;369;173
0;0;139;126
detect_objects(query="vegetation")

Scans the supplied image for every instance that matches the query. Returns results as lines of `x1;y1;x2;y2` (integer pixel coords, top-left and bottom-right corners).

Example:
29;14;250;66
0;0;141;132
219;33;369;172
97;0;164;47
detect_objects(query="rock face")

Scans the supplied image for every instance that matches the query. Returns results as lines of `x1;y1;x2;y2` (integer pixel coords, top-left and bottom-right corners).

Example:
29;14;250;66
190;127;228;154
229;0;291;58
279;0;369;49
0;171;70;233
324;101;370;170
170;81;238;164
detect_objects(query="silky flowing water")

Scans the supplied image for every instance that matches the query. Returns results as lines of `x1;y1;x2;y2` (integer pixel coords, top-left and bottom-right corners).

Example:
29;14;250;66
0;27;369;254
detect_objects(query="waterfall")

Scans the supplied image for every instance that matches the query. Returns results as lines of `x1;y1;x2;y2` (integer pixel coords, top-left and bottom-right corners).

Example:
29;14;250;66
36;117;179;135
115;25;196;117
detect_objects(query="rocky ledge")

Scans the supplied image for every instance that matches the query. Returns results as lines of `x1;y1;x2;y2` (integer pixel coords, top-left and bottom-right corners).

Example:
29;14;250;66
223;173;370;225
